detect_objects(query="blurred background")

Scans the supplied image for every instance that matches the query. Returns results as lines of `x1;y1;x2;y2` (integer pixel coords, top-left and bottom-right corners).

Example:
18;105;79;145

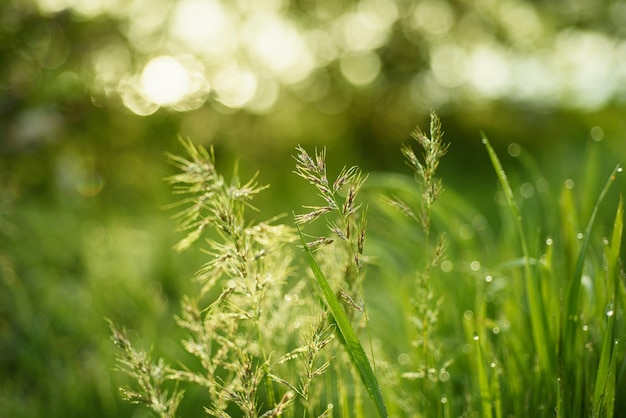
1;0;626;416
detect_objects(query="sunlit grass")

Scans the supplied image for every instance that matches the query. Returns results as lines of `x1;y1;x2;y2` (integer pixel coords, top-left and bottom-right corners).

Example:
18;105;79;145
110;114;625;417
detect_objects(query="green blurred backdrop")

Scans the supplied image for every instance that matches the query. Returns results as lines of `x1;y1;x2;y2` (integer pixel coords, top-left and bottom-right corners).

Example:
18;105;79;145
1;0;626;416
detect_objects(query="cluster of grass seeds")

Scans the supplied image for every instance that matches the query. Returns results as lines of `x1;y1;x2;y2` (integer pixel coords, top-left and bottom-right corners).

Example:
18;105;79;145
110;139;338;417
293;146;387;417
111;116;625;418
383;112;451;416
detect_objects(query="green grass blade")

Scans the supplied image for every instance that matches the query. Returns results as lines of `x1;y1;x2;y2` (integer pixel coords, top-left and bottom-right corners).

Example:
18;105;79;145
563;165;621;352
474;333;493;418
295;222;388;418
592;194;622;416
482;134;555;377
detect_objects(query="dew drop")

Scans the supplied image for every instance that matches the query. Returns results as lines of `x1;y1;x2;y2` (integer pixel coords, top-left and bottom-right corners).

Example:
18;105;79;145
618;167;623;173
602;237;609;246
482;138;487;144
565;179;575;189
606;304;614;317
464;310;474;320
582;325;589;332
490;362;496;368
441;396;448;404
546;237;553;246
473;332;480;341
492;326;500;335
470;260;481;271
485;275;493;283
439;369;450;382
576;232;583;240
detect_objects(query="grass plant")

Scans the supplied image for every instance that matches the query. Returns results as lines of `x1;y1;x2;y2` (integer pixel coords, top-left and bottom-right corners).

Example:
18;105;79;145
111;114;625;417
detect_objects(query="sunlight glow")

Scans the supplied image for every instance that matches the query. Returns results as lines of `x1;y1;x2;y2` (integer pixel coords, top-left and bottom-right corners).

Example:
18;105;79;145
169;0;238;60
337;11;391;52
213;64;258;108
430;43;467;87
243;13;315;83
68;0;624;113
410;0;455;36
555;30;617;109
467;45;511;98
140;56;190;105
340;52;381;86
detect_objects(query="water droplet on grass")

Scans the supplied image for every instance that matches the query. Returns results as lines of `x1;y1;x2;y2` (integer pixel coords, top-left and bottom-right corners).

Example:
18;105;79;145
439;369;450;382
482;138;487;144
606;304;614;317
441;396;448;404
577;232;583;240
546;237;553;245
485;275;493;283
473;333;479;341
618;167;623;173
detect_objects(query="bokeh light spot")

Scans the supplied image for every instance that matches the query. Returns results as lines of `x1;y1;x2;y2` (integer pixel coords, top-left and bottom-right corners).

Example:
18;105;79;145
339;52;381;86
213;64;258;108
140;56;190;106
243;13;314;83
430;42;467;87
410;0;455;36
467;45;511;98
169;0;237;59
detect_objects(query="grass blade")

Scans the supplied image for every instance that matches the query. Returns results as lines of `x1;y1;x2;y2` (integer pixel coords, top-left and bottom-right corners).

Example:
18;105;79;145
592;194;622;416
482;134;555;377
474;333;493;418
563;165;621;354
295;221;388;418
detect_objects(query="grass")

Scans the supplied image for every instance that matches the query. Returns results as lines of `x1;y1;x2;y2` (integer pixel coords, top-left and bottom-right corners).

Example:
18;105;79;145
109;113;625;417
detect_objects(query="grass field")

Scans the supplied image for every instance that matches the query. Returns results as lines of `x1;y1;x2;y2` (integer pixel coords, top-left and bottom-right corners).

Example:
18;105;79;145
104;113;626;417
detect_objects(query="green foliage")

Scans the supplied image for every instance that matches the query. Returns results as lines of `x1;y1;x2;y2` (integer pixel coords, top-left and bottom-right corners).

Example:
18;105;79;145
106;116;625;418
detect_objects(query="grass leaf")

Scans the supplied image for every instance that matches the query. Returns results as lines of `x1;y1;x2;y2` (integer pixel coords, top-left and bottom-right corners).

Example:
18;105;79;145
563;165;621;356
482;133;556;377
295;220;388;418
592;194;622;416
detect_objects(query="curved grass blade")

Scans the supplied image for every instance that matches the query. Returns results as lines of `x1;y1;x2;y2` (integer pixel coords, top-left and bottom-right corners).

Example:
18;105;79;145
563;165;621;353
482;134;556;377
295;221;388;418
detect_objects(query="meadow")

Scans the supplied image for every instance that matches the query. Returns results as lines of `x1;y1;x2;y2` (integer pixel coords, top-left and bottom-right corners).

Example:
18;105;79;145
105;113;626;417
